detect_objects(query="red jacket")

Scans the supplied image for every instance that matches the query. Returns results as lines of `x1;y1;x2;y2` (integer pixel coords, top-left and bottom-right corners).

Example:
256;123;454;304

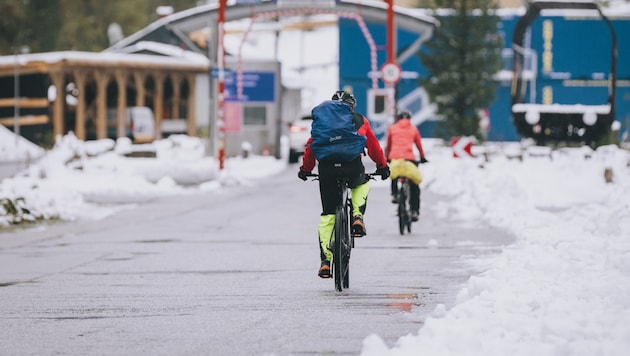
385;118;426;161
301;116;387;172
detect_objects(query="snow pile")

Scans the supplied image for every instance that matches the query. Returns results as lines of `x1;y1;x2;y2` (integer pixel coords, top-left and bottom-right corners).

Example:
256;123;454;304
362;142;630;356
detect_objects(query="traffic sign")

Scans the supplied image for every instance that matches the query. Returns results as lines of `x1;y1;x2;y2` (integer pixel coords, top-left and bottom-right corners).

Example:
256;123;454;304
381;62;401;85
450;136;474;158
210;67;233;78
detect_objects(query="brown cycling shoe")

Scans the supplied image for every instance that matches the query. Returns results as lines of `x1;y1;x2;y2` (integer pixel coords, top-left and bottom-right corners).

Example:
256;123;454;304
352;215;366;237
318;261;331;278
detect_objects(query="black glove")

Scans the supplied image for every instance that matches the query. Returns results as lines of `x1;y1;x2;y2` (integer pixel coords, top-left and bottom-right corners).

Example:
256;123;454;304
298;169;310;181
420;157;428;164
376;166;390;180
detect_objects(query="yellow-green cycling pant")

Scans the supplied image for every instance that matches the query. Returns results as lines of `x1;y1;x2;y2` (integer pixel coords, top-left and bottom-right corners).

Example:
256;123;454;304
318;182;370;262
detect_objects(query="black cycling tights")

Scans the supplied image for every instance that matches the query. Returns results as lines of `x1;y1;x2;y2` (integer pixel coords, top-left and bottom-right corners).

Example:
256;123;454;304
317;156;367;216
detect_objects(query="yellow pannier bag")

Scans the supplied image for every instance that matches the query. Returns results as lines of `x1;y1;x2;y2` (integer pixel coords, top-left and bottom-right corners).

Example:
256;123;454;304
389;159;422;185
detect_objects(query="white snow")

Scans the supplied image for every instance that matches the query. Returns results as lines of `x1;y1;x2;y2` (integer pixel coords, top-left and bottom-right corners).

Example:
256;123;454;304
2;128;629;356
2;1;630;353
361;141;630;356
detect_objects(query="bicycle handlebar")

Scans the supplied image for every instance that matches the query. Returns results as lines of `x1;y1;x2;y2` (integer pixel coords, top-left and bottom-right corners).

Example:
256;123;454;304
303;172;383;180
387;160;428;166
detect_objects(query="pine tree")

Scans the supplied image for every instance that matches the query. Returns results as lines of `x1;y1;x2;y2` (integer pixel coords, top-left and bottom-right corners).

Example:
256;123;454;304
0;0;62;54
0;0;199;54
419;0;503;141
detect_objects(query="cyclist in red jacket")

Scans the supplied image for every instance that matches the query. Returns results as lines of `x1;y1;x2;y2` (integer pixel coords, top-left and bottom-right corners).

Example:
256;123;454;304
385;111;428;221
298;90;389;278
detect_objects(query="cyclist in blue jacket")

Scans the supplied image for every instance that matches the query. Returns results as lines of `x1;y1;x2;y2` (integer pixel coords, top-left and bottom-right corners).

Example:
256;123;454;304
298;90;389;278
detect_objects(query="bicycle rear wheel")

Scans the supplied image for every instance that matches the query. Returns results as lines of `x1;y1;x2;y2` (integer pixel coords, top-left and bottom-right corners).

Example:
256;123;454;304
397;192;408;235
333;206;348;291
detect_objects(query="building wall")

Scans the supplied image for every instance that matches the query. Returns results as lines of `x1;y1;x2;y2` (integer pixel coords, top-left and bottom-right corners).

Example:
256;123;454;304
338;9;630;142
395;0;524;9
221;59;283;157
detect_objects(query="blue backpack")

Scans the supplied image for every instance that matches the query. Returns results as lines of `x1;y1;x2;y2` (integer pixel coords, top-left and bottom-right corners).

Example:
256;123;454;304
309;100;366;162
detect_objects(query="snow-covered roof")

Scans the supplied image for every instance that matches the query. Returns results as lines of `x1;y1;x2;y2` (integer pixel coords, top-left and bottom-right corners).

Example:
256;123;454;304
512;103;611;114
109;41;210;63
106;0;437;54
496;0;630;17
0;50;209;71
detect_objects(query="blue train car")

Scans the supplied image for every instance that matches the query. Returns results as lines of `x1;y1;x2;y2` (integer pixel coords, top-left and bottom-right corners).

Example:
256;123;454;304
338;6;630;143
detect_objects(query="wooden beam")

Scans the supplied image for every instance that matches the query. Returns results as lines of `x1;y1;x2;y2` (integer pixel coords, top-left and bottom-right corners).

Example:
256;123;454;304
74;70;87;140
0;97;49;108
115;70;128;138
171;75;182;120
134;72;146;107
0;115;49;126
94;71;109;140
49;71;65;138
153;73;165;140
187;74;196;136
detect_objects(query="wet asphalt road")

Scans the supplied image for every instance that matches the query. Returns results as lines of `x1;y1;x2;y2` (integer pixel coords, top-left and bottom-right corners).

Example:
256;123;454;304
0;164;511;355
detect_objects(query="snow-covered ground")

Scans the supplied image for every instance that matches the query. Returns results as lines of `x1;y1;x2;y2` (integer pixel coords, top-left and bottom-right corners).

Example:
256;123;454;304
0;130;287;224
2;1;630;353
2;127;629;355
362;141;630;356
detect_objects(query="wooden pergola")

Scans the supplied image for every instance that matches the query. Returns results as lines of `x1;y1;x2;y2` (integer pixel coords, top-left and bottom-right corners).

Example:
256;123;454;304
0;51;209;142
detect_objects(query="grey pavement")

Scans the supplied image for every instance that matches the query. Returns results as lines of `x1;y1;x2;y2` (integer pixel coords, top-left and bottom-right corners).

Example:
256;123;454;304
0;164;512;355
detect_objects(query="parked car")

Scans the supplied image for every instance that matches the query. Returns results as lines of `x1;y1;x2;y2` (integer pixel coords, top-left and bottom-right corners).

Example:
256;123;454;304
288;115;312;163
107;106;155;143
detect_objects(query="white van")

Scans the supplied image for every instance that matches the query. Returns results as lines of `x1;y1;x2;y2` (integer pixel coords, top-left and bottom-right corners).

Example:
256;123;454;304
127;106;155;143
107;106;155;143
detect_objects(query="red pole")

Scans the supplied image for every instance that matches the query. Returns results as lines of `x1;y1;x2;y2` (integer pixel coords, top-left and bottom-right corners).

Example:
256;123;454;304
386;0;394;63
217;0;226;170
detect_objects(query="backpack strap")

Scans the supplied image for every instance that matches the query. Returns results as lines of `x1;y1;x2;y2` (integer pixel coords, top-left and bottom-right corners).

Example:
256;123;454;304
352;112;364;130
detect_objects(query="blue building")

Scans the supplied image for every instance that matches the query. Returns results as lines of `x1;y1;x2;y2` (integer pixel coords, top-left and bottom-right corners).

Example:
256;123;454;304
338;6;630;143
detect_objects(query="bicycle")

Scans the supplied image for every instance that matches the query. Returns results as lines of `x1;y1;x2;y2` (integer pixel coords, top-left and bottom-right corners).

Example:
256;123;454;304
391;159;424;235
395;176;413;235
307;172;379;292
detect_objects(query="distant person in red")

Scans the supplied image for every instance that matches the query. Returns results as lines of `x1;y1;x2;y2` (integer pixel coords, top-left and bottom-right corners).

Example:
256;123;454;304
385;111;428;221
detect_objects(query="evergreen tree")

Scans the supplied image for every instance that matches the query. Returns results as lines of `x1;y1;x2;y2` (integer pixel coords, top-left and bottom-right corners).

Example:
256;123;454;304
0;0;199;54
0;0;24;54
419;0;503;140
0;0;62;54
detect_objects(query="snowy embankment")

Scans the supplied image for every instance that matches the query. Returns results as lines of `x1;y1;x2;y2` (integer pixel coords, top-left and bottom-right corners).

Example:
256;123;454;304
362;142;630;356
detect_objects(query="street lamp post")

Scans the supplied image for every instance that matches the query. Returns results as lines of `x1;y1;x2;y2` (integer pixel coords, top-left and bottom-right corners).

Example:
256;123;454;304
14;51;20;144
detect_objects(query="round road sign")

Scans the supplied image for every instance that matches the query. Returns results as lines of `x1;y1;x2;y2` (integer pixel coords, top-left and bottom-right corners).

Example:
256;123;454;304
381;62;401;84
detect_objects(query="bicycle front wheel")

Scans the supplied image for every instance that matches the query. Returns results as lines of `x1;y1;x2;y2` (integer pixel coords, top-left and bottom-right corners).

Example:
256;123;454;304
333;206;348;291
343;203;352;289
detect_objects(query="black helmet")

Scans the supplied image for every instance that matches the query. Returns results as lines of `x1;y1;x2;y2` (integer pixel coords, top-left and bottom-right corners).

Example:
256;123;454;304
331;90;356;108
396;111;411;121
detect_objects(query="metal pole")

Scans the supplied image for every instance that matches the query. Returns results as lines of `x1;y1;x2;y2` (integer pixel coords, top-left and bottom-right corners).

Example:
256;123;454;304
208;20;216;158
14;52;20;144
386;0;396;122
217;0;227;170
386;0;394;63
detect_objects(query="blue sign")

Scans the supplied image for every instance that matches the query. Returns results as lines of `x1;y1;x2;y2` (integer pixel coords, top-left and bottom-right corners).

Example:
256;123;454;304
225;71;276;102
210;67;233;78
